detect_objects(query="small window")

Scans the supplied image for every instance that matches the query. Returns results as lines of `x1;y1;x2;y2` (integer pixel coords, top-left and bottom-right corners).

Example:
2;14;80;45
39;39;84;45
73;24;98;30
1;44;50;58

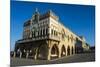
40;29;42;36
43;29;45;36
68;36;70;42
46;28;48;35
51;29;53;35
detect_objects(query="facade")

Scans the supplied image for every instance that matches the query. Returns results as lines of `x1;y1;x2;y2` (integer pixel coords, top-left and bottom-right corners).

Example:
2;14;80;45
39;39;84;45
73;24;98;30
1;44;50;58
14;9;90;60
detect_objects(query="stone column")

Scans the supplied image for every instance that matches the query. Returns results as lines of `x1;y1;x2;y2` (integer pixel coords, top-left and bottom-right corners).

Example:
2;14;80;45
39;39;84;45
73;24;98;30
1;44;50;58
34;48;38;60
19;52;22;58
70;47;72;56
26;52;29;59
13;51;16;58
73;47;75;55
58;48;61;58
58;53;61;58
73;40;76;55
47;40;51;60
65;48;68;56
47;48;51;60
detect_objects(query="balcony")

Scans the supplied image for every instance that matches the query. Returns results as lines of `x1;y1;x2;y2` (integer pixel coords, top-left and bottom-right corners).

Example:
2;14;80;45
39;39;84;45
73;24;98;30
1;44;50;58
16;35;60;44
49;35;60;41
16;38;33;43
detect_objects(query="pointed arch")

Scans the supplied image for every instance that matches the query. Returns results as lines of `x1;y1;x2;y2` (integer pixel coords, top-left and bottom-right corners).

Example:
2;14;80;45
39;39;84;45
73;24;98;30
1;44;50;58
61;45;66;57
67;46;70;55
37;44;48;59
72;46;74;54
51;44;59;58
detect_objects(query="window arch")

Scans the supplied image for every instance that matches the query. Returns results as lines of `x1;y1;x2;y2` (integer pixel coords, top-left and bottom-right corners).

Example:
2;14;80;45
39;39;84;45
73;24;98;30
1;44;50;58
67;46;70;55
51;44;59;58
61;45;66;57
72;46;74;54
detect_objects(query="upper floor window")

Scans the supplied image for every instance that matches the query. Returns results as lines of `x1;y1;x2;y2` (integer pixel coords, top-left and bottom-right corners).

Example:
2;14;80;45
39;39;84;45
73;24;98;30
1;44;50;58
62;29;65;40
43;29;45;36
40;29;42;36
68;35;70;42
71;35;73;43
32;31;35;38
46;28;48;35
51;29;53;35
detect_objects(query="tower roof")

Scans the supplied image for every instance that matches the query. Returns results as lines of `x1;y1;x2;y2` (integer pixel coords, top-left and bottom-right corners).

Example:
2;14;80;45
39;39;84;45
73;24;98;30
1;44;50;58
35;8;39;15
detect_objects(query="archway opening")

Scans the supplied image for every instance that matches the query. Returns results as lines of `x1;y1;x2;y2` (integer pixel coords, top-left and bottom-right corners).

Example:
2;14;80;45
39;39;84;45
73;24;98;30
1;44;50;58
72;47;74;55
51;44;59;59
67;46;70;55
37;44;48;60
61;45;66;57
75;46;78;53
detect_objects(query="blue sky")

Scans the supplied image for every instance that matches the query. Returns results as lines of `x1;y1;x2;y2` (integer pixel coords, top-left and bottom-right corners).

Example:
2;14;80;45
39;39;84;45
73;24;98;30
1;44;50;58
11;1;95;51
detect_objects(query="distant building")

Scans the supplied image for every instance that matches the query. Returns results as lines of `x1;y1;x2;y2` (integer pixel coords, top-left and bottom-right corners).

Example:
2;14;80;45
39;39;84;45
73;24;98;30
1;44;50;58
14;9;90;60
90;46;95;52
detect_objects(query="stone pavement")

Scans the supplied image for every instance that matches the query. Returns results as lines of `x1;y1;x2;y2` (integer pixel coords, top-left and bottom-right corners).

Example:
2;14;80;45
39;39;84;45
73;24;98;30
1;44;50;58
11;52;95;67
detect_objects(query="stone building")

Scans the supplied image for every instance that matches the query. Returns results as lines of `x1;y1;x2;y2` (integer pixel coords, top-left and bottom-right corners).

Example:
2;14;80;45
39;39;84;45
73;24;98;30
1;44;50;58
14;9;90;60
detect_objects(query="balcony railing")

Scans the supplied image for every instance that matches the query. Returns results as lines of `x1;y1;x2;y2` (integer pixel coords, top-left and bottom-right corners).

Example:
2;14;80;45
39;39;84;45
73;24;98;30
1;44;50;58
16;35;60;43
49;35;60;41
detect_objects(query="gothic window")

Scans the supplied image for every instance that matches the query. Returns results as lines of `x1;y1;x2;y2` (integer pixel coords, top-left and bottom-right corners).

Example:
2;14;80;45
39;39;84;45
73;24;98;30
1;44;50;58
71;35;73;43
37;31;39;37
32;31;35;37
32;16;36;24
46;28;48;35
54;30;55;36
62;29;65;40
40;29;42;36
68;35;70;42
32;31;34;37
55;31;58;36
51;29;53;35
43;29;45;35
